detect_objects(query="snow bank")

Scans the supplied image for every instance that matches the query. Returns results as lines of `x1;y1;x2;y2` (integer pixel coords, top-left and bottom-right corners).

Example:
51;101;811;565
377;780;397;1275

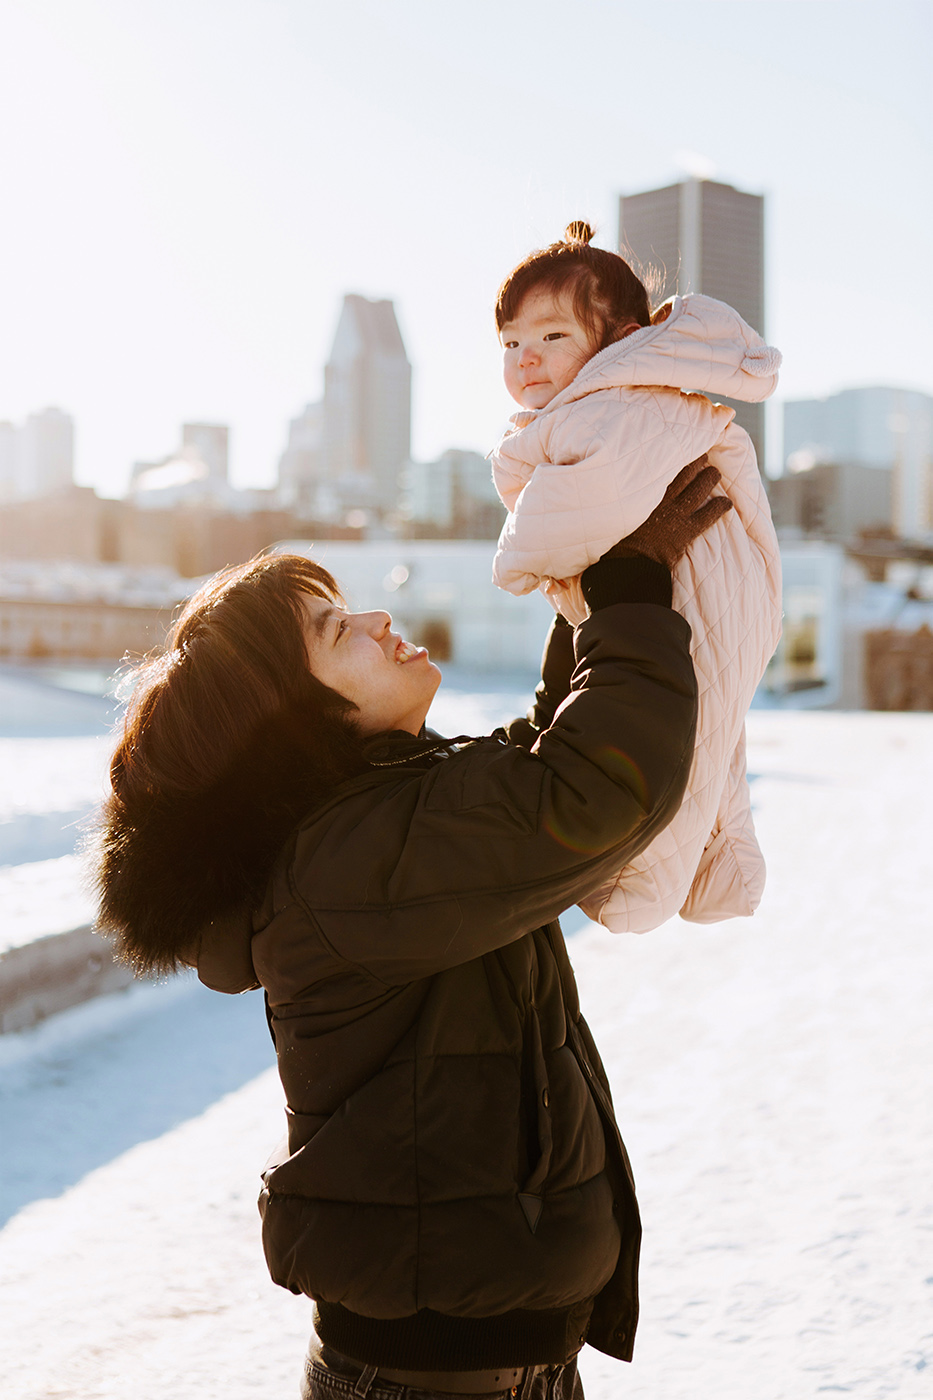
0;857;96;955
0;714;112;953
0;671;116;740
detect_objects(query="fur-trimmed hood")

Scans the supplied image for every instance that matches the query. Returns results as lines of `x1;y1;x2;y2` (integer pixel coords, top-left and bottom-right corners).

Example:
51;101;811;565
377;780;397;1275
92;709;353;983
91;712;464;990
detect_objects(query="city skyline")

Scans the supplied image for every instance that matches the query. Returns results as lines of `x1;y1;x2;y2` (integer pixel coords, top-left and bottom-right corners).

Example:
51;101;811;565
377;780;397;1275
0;0;930;498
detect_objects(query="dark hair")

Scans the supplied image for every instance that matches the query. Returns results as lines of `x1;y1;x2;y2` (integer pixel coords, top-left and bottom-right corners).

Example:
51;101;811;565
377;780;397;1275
108;552;356;800
495;220;653;353
94;553;371;975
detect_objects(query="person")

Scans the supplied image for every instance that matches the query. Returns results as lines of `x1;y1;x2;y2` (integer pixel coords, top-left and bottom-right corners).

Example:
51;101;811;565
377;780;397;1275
92;461;729;1400
491;222;783;934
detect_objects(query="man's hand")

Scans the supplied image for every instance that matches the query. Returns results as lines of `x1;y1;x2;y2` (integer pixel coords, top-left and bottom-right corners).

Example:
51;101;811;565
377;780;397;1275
603;456;733;570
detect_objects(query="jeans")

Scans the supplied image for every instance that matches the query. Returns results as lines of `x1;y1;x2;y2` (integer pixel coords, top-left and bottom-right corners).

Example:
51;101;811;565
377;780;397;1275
300;1341;585;1400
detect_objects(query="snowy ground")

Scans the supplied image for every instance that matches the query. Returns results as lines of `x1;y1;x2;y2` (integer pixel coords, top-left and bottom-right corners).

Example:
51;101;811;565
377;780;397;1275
0;666;931;1399
0;669;114;953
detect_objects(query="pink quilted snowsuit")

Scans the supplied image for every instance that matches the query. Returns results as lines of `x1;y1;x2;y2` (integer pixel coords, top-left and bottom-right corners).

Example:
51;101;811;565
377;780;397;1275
490;294;783;932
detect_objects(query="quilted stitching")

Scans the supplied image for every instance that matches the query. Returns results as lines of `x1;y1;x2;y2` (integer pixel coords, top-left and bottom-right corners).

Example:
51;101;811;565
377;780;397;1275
493;387;735;590
489;296;783;933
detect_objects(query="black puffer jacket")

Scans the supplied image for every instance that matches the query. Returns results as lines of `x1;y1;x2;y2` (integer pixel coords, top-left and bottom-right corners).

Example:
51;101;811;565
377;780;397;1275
189;592;697;1370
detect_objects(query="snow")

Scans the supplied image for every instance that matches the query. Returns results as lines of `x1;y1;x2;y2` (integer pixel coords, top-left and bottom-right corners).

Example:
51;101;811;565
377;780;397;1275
1;669;931;1399
0;669;117;740
0;700;112;950
0;856;96;954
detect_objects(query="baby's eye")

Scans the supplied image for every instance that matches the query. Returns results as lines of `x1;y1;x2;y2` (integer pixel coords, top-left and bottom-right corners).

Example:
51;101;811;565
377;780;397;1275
503;339;518;350
543;332;567;342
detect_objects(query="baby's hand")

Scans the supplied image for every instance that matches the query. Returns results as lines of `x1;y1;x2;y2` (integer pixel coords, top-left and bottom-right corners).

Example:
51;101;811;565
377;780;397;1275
542;576;588;626
603;456;732;570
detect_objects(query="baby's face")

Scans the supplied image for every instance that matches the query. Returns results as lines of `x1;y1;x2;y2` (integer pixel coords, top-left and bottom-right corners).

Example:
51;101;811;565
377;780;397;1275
500;289;596;410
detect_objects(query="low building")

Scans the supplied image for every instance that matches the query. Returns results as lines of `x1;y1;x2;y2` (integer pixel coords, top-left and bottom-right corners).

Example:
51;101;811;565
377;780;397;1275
0;562;188;661
768;459;892;542
0;486;112;563
0;595;175;661
863;625;933;710
783;387;933;540
114;502;314;578
762;541;933;710
0;484;328;579
762;542;846;705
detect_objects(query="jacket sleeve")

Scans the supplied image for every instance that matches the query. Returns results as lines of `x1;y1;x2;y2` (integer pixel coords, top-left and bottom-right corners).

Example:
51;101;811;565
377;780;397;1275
292;602;698;983
505;615;576;749
507;557;674;747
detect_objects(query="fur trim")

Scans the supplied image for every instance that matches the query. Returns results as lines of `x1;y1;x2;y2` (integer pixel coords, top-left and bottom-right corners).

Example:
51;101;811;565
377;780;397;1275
91;706;369;976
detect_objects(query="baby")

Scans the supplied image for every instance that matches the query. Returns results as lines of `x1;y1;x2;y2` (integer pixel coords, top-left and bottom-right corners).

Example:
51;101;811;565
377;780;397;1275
490;222;782;932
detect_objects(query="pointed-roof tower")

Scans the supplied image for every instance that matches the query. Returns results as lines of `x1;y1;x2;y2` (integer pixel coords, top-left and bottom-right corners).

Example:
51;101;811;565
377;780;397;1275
323;294;412;514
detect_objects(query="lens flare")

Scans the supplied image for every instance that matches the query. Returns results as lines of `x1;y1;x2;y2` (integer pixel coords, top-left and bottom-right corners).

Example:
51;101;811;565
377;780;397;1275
545;746;649;852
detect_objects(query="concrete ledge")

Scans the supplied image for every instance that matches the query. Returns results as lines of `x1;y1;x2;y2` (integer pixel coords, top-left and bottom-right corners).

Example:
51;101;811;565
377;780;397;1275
0;925;137;1034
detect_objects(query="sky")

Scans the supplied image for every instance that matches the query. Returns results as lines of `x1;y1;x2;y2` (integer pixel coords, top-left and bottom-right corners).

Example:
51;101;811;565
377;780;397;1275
0;0;930;496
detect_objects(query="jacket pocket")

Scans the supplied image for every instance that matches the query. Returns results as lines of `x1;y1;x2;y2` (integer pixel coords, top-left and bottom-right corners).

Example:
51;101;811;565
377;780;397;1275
283;1106;331;1156
519;1006;553;1201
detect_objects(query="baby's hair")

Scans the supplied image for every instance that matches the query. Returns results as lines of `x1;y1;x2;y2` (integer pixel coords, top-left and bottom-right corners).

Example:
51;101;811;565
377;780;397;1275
496;221;653;353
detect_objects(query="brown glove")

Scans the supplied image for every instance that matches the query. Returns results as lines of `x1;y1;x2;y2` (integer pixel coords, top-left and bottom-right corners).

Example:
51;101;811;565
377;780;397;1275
603;455;733;571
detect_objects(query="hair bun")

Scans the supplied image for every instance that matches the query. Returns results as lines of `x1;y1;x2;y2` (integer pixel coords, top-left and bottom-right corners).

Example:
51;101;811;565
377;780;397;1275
564;220;595;246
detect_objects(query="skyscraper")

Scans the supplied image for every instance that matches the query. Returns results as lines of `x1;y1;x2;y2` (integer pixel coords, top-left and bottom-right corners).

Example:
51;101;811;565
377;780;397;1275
323;294;412;514
276;401;324;515
182;423;229;482
0;421;17;502
17;407;75;498
618;178;767;467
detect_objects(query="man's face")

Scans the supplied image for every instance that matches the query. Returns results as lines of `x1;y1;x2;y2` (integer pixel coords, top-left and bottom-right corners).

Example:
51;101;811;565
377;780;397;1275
301;595;441;737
